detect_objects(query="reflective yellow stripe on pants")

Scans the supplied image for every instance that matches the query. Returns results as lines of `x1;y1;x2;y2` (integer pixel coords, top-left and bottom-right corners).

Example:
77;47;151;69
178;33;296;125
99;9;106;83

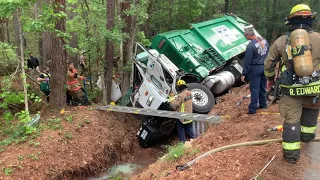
180;102;192;124
301;126;317;134
282;142;300;150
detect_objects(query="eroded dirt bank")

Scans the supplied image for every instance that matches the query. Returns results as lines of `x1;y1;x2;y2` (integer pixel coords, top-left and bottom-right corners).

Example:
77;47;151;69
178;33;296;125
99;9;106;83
0;106;160;180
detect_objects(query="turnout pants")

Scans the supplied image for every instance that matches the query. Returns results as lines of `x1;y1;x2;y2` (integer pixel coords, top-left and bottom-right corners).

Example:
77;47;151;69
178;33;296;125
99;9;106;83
279;95;319;161
68;88;85;104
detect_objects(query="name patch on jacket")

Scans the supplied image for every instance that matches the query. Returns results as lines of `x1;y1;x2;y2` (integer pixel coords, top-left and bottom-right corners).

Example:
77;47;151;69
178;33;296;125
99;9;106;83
281;84;320;96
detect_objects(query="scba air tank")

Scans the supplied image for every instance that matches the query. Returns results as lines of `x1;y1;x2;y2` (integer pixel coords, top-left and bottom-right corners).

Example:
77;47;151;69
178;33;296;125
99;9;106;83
290;29;313;77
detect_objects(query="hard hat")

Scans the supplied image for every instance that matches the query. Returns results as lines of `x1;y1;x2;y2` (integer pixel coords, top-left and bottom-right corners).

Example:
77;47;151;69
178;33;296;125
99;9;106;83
176;80;187;87
110;102;116;106
287;4;317;20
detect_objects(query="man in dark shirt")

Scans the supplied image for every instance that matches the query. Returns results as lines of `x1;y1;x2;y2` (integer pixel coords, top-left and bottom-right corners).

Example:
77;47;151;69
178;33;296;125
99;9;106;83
27;53;40;69
241;26;269;114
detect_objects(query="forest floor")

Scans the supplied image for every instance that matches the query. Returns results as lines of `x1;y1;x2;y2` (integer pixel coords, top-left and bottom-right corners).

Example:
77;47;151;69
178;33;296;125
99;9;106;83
132;85;319;180
0;85;318;180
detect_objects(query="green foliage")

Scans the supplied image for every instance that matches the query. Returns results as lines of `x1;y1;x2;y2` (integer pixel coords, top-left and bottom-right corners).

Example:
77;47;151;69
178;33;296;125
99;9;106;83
47;118;63;130
3;167;13;176
0;42;19;75
108;174;123;180
27;153;39;160
63;131;73;140
28;140;40;147
65;115;73;123
165;142;185;161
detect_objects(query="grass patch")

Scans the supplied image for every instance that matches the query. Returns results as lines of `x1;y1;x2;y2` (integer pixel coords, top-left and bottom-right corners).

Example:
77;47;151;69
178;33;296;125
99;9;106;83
165;142;185;161
28;140;40;147
65;115;73;123
47;118;63;130
27;153;39;161
63;131;73;140
3;167;13;176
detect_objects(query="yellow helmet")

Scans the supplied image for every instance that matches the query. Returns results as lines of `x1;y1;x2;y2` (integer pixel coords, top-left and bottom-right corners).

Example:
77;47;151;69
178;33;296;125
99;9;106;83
287;4;317;20
176;80;187;87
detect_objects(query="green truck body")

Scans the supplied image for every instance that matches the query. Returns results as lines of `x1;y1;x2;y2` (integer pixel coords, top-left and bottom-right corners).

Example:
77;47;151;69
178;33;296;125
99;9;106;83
151;14;254;79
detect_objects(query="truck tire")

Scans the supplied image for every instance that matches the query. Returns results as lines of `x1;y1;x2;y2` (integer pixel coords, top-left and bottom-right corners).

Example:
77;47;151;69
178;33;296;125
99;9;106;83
188;83;215;114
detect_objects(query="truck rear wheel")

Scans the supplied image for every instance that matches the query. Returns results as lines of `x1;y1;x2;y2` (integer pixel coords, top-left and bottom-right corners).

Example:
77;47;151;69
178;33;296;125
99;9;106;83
188;83;215;114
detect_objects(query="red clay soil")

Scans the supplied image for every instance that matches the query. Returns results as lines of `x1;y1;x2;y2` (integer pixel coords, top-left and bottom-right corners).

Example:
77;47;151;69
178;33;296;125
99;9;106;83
0;106;159;180
132;85;314;180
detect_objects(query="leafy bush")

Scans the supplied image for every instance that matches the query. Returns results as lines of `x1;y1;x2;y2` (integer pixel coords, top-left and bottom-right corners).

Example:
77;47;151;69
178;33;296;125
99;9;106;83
0;42;19;76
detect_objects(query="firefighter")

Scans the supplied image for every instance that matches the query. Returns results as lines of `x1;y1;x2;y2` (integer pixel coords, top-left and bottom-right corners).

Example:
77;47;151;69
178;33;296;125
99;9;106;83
264;4;320;164
241;25;269;114
37;67;50;102
66;61;90;106
169;80;195;142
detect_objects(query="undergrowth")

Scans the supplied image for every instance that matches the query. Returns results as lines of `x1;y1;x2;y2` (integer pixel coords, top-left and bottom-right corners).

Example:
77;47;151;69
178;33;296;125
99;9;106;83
165;142;185;161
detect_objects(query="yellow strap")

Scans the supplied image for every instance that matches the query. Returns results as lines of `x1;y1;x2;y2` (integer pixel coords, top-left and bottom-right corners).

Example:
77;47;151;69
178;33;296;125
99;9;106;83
301;126;317;134
282;142;300;150
180;102;192;124
264;70;275;77
281;65;287;72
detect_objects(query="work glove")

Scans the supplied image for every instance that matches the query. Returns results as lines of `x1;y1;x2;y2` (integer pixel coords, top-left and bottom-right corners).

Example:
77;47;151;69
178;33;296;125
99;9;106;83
45;78;50;82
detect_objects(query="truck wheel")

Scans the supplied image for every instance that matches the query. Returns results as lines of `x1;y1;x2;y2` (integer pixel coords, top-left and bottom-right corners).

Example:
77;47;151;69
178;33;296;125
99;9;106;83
188;83;215;114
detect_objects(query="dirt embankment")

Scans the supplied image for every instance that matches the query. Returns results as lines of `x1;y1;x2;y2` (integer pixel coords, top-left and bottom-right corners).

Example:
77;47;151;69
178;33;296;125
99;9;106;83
0;106;158;180
133;86;313;180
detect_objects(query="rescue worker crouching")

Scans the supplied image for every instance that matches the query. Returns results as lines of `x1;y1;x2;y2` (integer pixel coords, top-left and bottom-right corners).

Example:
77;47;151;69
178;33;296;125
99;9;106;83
241;25;269;114
264;4;320;164
66;61;90;106
37;66;50;102
168;80;195;143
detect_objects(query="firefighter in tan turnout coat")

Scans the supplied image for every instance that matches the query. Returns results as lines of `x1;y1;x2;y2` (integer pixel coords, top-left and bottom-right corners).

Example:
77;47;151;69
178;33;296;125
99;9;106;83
169;80;195;142
264;4;320;163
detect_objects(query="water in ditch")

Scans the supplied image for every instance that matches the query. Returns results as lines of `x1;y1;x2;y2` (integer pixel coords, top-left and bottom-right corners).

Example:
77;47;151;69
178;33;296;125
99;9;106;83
89;163;140;180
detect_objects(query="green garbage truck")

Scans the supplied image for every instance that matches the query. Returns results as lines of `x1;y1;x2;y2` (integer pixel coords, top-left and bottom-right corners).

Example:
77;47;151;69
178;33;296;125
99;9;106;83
127;14;259;147
148;14;257;112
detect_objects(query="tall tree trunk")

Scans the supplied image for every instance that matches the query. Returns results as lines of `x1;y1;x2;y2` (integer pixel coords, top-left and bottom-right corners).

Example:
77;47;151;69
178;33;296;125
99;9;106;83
50;0;67;109
0;19;6;42
120;1;131;96
270;0;279;43
224;0;229;13
41;32;53;66
122;0;138;96
15;9;29;114
144;0;153;38
5;20;10;43
69;3;79;67
231;0;236;13
103;0;115;104
13;12;21;56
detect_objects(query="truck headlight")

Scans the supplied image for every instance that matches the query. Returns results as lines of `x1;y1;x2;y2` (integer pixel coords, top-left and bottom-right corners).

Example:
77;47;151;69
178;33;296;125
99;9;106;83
146;95;154;106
